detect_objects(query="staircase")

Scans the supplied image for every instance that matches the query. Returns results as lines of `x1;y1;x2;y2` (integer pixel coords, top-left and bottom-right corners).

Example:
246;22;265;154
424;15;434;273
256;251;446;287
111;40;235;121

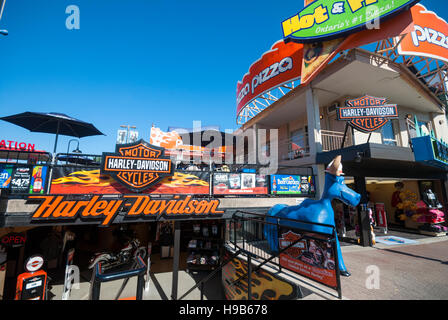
178;211;344;300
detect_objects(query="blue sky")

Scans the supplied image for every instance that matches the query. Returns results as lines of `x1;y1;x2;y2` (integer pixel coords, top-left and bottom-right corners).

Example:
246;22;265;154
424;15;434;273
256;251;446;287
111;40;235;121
0;0;446;155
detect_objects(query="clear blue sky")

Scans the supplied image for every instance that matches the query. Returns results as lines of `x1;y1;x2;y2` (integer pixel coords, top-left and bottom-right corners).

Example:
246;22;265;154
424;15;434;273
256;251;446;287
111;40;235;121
0;0;446;155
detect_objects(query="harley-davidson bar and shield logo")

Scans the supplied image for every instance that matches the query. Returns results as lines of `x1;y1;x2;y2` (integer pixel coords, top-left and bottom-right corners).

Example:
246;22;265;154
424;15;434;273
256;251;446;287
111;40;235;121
337;96;399;133
101;139;173;192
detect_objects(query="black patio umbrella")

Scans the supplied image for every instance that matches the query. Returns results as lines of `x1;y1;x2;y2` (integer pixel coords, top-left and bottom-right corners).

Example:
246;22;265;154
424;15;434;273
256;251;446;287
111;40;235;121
0;112;105;154
176;129;236;147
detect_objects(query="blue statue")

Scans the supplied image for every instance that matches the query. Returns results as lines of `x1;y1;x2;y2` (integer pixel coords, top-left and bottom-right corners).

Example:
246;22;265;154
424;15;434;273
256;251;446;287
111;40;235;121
264;155;361;277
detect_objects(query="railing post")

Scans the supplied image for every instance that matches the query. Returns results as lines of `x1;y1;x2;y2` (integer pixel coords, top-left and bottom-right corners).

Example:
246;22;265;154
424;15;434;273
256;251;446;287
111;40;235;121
276;218;282;272
247;254;252;300
200;282;204;300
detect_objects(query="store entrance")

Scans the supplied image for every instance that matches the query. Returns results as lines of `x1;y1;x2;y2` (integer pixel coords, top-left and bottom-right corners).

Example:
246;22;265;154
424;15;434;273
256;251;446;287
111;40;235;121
1;219;225;300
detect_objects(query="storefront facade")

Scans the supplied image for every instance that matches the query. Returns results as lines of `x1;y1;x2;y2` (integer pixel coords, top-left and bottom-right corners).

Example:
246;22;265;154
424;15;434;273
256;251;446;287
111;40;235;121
0;137;316;300
236;3;448;247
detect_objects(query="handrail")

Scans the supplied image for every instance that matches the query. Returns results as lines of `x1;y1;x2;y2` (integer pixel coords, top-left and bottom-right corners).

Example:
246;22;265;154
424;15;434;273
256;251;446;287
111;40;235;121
233;210;337;234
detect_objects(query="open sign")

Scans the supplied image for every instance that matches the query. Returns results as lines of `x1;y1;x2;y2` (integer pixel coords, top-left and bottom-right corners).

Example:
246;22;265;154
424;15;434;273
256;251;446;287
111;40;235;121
1;233;27;248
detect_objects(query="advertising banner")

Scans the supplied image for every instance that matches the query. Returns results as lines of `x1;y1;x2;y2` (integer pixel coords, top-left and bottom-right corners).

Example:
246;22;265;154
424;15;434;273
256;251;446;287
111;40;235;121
0;164;13;189
282;0;420;43
213;173;268;195
29;166;48;194
375;203;388;229
236;41;303;117
279;230;337;288
10;166;32;194
398;4;448;64
270;175;315;195
299;7;414;85
50;166;210;195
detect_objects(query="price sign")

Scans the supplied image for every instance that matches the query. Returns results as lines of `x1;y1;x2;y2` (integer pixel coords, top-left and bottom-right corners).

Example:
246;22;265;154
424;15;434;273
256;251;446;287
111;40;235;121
11;166;32;194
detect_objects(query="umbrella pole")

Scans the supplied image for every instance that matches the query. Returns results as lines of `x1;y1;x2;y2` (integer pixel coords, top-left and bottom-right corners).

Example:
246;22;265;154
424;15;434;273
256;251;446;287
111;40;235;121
53;121;60;155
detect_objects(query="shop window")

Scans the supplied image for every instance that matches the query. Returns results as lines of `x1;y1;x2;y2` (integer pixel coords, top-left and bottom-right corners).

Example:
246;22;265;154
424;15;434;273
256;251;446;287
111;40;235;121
381;120;399;146
288;127;309;159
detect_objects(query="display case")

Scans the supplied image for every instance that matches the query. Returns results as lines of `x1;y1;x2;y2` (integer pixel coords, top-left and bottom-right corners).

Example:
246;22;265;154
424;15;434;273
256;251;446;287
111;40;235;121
186;221;222;272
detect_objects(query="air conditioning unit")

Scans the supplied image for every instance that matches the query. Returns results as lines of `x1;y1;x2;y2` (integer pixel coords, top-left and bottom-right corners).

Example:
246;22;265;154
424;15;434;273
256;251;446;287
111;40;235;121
327;102;340;115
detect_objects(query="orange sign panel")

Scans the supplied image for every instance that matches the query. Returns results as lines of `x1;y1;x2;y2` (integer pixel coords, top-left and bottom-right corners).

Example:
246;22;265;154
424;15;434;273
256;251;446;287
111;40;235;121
236;40;303;117
398;4;448;63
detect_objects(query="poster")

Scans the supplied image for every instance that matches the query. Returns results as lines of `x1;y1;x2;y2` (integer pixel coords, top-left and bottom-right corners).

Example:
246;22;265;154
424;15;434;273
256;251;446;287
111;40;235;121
10;166;32;194
213;173;268;195
50;166;210;195
0;164;13;189
270;175;315;195
375;203;388;229
279;230;337;289
29;166;48;194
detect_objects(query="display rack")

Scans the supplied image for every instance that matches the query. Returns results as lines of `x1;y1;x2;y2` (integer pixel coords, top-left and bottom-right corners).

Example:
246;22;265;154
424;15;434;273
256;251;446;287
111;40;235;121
186;222;222;272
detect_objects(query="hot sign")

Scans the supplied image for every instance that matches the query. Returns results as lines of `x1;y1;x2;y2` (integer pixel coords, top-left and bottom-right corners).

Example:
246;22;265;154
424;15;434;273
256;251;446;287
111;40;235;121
337;96;399;133
282;0;420;43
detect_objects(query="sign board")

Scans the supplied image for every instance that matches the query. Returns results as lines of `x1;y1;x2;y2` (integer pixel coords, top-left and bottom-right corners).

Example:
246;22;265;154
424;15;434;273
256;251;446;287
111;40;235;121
29;166;48;194
236;41;303;117
282;0;420;43
101;139;174;193
337;95;399;133
270;175;315;195
10;166;32;194
0;164;13;189
29;194;224;226
50;167;210;195
213;173;268;195
279;230;338;289
1;233;27;248
398;4;448;64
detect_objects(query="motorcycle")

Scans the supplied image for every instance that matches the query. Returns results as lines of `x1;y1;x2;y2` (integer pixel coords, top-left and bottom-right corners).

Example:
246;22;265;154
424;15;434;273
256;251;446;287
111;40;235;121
88;238;147;271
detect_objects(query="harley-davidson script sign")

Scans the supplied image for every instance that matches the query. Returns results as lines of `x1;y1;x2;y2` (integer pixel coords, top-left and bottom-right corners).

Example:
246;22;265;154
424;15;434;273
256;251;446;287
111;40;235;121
28;195;224;226
101;139;173;192
337;96;399;133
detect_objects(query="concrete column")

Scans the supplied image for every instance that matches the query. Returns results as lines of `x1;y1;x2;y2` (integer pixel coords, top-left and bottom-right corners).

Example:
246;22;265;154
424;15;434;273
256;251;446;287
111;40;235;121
171;221;181;300
313;164;326;199
306;87;322;156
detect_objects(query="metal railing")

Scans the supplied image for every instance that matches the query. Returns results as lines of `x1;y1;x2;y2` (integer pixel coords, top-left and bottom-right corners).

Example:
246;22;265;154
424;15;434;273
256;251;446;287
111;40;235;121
177;210;343;300
321;130;353;152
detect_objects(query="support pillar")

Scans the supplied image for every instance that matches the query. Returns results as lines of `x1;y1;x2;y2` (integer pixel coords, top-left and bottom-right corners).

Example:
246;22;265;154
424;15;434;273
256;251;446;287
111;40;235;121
305;87;322;156
354;176;372;247
171;221;181;300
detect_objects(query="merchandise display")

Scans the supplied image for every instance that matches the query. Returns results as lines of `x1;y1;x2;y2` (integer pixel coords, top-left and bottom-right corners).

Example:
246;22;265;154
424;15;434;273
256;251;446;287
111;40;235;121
186;221;222;272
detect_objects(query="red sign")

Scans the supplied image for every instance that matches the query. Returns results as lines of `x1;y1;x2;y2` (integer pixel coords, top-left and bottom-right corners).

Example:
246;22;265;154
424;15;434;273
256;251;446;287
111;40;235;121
338;96;399;133
398;4;448;64
236;41;303;117
279;231;337;288
0;140;35;152
1;233;27;248
375;203;387;229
